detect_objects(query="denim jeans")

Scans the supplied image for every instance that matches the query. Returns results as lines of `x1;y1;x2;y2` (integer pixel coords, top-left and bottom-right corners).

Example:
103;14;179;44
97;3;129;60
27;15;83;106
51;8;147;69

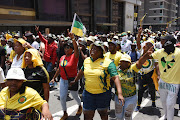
59;77;81;111
115;94;137;120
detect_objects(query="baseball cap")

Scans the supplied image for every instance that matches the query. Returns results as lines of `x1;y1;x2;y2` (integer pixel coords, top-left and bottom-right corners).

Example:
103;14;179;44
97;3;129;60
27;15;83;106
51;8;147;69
25;33;33;37
63;40;74;49
5;68;27;81
90;41;105;54
120;54;131;63
108;41;117;46
160;35;176;46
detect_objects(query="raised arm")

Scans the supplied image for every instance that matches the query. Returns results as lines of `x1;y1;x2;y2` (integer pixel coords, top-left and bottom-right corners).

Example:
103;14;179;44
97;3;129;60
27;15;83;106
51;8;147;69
67;29;79;58
35;26;48;44
137;27;143;50
136;46;154;69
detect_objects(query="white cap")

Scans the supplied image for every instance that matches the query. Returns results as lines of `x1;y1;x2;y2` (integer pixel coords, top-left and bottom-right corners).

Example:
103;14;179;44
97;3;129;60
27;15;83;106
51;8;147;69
6;68;27;81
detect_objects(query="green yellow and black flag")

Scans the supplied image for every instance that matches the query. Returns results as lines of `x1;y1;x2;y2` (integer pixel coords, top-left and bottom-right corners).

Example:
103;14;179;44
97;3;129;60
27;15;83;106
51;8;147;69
71;13;86;37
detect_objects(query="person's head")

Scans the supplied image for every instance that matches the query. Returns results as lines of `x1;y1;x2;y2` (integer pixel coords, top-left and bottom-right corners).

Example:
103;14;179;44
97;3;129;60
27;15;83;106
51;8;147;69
161;35;176;54
25;33;34;44
47;34;54;44
90;41;105;60
87;36;94;46
14;38;27;55
108;41;117;54
6;68;27;94
63;40;74;56
79;40;87;50
116;41;121;51
1;37;7;46
143;38;154;53
22;49;43;68
119;54;131;71
127;31;131;36
7;38;14;47
131;43;136;51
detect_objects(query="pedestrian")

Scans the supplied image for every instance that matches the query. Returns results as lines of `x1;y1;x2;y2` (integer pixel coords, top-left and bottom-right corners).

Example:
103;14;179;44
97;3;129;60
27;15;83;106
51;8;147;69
50;30;82;120
135;28;159;111
115;52;152;120
70;40;124;120
35;26;58;80
10;38;28;68
0;67;52;120
149;35;180;120
21;48;50;102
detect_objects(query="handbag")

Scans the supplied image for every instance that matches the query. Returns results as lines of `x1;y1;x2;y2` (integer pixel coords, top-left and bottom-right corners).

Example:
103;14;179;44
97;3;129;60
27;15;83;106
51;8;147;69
62;56;78;91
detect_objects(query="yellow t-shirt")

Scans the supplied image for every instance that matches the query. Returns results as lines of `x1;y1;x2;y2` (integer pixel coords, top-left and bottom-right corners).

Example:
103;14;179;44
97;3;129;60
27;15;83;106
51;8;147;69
104;51;123;67
0;87;47;111
152;48;180;84
83;57;118;94
116;64;139;98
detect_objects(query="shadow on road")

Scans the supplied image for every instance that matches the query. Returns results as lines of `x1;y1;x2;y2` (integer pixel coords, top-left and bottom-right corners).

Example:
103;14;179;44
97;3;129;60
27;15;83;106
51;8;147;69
139;106;161;118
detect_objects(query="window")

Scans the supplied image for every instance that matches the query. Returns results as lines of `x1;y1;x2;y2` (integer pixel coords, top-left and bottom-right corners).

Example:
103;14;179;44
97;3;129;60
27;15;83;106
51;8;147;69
154;10;156;13
159;17;162;21
154;18;156;20
154;3;157;5
160;10;162;13
160;2;163;5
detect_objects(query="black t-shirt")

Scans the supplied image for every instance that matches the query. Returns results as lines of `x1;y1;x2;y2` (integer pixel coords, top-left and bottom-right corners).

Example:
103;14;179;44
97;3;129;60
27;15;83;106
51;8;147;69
23;66;49;99
56;45;65;60
0;46;6;70
78;48;89;69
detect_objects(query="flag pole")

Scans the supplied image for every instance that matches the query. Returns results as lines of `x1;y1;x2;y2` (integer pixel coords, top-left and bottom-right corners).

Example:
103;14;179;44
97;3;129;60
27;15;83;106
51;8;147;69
70;13;77;33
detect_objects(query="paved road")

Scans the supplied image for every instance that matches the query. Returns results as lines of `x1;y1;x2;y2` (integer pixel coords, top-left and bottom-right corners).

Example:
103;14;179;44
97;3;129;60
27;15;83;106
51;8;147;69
49;83;180;120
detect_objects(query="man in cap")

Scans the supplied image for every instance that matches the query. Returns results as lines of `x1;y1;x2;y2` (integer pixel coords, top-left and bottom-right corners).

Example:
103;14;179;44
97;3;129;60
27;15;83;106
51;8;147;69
148;35;180;120
0;67;53;120
105;41;123;67
35;26;58;80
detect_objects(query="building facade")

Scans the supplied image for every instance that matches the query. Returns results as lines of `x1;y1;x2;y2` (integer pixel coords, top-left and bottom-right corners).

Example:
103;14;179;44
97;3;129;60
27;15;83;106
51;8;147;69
138;0;178;31
0;0;141;34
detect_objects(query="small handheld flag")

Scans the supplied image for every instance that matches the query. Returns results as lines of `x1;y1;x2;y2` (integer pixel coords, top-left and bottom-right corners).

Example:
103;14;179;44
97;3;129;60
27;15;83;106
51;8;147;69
70;13;86;37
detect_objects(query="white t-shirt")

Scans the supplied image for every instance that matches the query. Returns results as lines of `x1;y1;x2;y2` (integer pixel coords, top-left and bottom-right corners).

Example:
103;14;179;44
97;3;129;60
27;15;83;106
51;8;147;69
11;54;24;68
121;39;132;53
31;41;39;50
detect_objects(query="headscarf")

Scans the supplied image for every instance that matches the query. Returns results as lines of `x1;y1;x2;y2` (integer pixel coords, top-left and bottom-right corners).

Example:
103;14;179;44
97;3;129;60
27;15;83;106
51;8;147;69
21;49;43;68
14;38;28;50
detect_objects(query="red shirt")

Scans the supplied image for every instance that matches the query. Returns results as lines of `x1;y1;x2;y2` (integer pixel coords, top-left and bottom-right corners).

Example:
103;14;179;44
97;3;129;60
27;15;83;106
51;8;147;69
38;32;57;65
59;53;79;80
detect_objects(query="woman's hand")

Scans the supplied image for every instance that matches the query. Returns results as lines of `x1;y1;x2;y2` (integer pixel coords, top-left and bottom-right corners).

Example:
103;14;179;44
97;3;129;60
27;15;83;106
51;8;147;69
118;93;125;106
41;103;53;120
69;80;76;87
67;29;75;40
41;108;53;120
50;78;55;83
35;25;40;32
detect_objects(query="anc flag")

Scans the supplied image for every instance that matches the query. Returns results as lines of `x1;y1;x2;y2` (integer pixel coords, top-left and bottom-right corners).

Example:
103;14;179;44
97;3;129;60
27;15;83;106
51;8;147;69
71;13;86;37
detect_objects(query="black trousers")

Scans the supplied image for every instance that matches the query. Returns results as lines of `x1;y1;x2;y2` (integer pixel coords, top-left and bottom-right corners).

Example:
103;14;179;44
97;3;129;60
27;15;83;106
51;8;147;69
138;70;156;105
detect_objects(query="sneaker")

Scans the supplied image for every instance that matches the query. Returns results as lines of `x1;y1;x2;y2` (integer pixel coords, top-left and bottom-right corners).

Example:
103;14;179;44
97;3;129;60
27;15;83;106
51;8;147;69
76;106;82;115
134;106;140;112
60;113;68;120
178;110;180;117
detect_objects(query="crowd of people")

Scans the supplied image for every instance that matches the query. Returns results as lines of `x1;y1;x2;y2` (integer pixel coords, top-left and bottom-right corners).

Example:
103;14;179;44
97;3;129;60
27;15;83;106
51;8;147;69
0;25;179;120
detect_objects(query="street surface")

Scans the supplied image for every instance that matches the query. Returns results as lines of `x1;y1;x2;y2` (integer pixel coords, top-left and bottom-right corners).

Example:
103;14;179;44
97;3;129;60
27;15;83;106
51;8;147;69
49;83;180;120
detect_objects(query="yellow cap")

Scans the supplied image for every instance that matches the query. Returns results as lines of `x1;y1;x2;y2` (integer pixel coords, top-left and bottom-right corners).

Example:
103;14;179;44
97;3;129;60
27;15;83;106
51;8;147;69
120;54;131;63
